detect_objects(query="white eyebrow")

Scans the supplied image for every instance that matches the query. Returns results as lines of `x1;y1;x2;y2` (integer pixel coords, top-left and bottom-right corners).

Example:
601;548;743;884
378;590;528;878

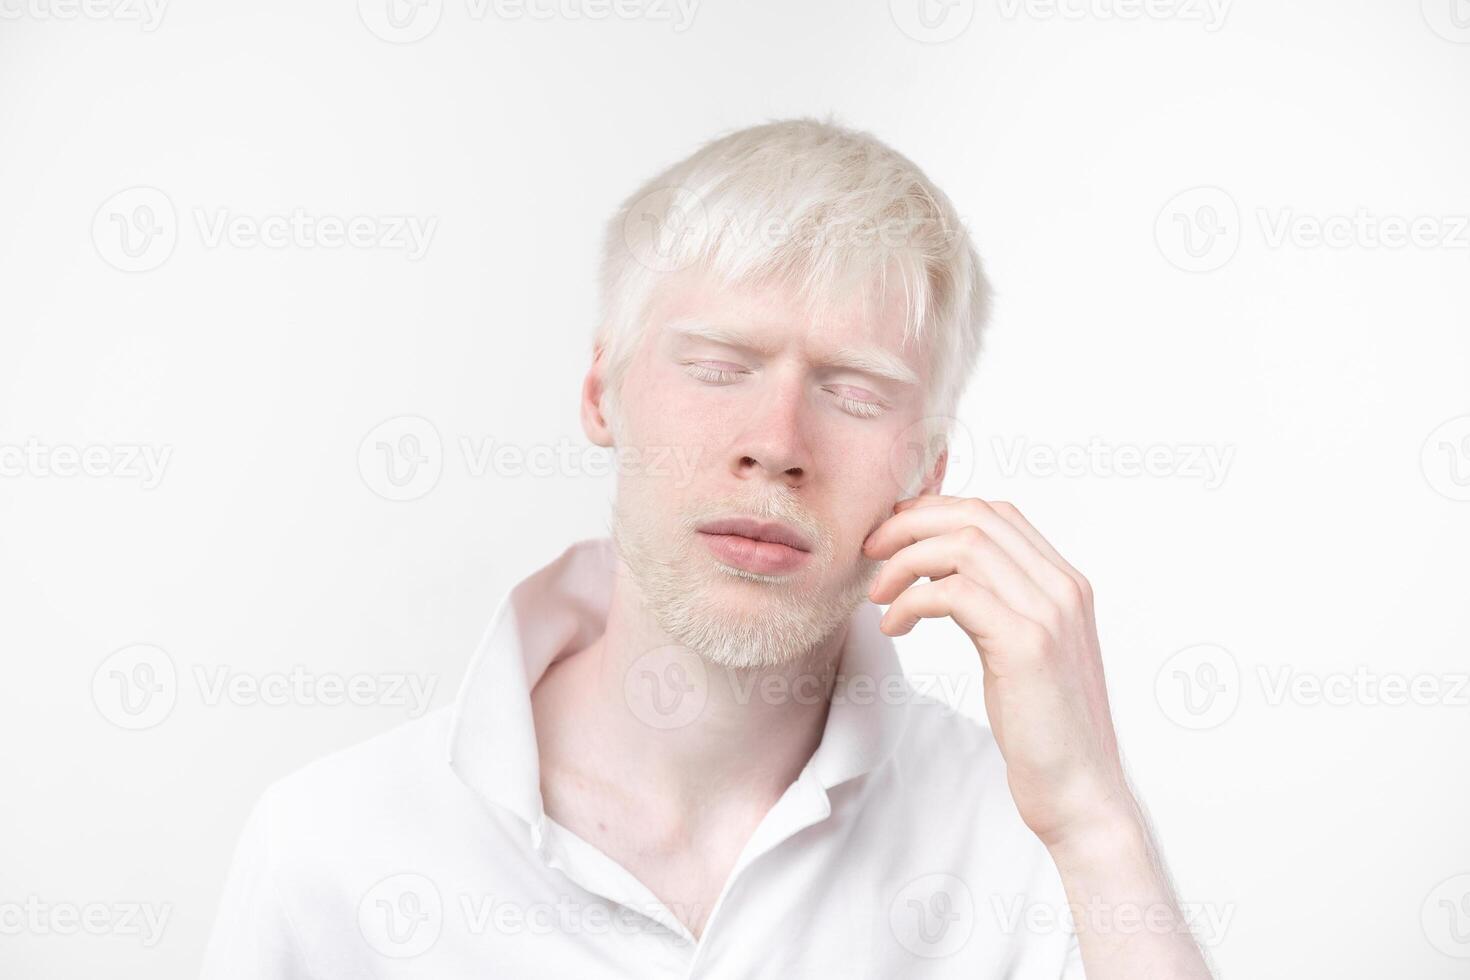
822;345;920;387
665;317;919;387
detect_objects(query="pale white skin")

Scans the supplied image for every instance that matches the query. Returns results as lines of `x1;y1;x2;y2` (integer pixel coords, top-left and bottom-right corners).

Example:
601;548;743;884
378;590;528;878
530;268;1212;977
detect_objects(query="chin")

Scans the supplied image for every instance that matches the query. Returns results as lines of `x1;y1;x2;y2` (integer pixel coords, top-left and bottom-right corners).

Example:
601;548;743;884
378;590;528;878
707;557;805;586
612;507;866;668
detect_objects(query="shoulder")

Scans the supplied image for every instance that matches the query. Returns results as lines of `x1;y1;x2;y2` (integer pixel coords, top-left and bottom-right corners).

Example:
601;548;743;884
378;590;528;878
870;691;1051;868
248;708;470;860
850;691;1077;956
274;707;449;796
205;711;482;976
891;691;1008;788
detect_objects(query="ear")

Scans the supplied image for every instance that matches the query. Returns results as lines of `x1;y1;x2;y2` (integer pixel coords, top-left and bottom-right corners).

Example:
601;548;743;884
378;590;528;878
580;344;615;448
917;443;948;496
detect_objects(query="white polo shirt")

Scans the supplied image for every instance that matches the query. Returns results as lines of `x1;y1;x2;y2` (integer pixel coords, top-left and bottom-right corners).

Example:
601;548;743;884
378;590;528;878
202;537;1085;978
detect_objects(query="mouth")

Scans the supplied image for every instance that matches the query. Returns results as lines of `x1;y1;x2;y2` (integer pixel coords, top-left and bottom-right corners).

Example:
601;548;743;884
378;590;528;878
695;517;813;575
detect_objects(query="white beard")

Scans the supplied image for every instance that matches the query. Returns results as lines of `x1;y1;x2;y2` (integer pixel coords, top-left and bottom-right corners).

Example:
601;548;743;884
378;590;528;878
609;484;879;670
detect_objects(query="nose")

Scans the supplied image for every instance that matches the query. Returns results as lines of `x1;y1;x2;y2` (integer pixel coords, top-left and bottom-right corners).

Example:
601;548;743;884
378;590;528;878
730;381;812;488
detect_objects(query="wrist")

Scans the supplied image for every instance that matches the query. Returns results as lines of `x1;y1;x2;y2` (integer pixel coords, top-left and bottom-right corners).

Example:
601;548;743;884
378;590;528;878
1042;795;1150;877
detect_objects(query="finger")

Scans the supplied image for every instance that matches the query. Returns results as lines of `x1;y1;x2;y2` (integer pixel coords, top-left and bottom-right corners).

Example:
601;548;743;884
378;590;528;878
892;493;956;512
881;576;1048;675
986;501;1092;602
866;499;1076;606
869;527;1055;626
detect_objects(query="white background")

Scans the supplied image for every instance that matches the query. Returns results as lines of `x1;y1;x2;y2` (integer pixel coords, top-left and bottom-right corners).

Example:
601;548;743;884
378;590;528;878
1;0;1467;977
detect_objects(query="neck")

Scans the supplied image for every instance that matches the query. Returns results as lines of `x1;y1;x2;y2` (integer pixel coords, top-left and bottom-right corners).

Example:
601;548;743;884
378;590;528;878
532;560;850;825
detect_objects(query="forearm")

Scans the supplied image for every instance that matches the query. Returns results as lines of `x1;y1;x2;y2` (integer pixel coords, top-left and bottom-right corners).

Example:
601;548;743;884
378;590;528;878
1045;798;1213;980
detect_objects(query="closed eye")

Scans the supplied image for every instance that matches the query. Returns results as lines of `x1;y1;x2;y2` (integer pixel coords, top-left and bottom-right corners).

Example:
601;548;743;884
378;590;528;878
823;385;886;419
685;362;886;418
684;361;748;384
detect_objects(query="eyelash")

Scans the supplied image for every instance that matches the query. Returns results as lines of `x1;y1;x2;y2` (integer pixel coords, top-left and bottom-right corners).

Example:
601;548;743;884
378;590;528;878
685;363;745;384
833;394;884;419
683;363;885;419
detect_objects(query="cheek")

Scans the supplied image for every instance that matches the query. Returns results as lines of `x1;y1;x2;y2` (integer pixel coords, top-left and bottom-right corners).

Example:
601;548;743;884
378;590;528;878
617;357;701;447
817;413;904;486
613;367;723;505
640;400;725;485
817;430;902;539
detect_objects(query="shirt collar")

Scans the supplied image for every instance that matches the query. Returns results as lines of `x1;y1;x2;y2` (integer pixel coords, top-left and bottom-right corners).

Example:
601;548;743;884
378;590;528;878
446;536;911;827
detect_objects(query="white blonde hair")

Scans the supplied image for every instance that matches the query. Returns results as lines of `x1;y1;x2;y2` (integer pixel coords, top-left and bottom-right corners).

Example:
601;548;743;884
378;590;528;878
595;115;991;461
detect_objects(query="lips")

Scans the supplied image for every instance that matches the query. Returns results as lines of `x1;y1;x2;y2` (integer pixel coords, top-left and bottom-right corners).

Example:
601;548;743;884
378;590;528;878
694;517;813;553
695;516;814;575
